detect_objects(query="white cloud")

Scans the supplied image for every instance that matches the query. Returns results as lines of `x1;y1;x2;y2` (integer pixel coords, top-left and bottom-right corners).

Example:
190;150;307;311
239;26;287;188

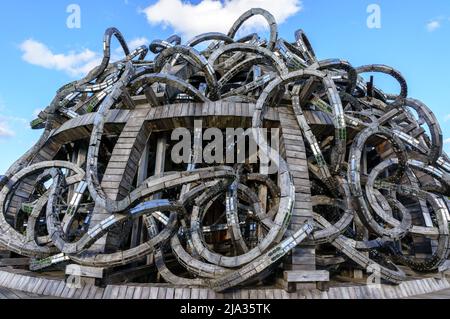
20;39;102;77
0;122;15;138
21;37;151;77
0;96;28;138
444;138;450;145
0;96;5;112
445;114;450;122
141;0;302;39
33;108;43;117
128;37;150;50
113;37;150;60
108;37;150;63
0;115;27;125
426;20;441;32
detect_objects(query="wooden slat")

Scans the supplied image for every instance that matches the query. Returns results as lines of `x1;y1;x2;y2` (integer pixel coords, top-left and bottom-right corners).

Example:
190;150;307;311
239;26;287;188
284;270;329;282
149;287;159;299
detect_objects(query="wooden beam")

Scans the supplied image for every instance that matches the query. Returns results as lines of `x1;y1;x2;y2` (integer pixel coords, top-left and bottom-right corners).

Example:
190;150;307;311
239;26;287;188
154;136;167;179
66;264;105;279
121;89;136;109
130;142;150;248
283;270;330;283
147;135;167;266
103;265;155;285
144;87;160;107
0;258;30;266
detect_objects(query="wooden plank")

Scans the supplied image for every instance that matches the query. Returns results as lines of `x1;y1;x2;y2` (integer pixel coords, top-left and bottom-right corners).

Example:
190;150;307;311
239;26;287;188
403;282;414;297
215;292;224;300
85;286;97;299
15;275;27;291
74;283;89;299
0;289;7;299
2;272;15;287
51;280;65;297
284;270;329;282
165;287;175;299
72;285;87;299
66;286;79;299
303;289;314;299
66;264;105;279
109;286;121;299
37;279;49;295
191;288;200;299
157;287;166;299
0;258;30;266
94;287;105;299
116;286;128;299
25;276;39;293
103;286;114;300
149;287;159;299
0;288;19;299
174;288;183;299
44;280;59;297
4;273;17;290
412;280;424;296
183;288;191;300
265;289;275;300
257;290;266;299
199;289;208;299
32;278;45;295
241;289;249;299
422;280;434;293
125;286;135;299
140;287;151;300
232;290;241;299
133;286;143;299
273;290;282;299
207;289;216;299
0;272;9;286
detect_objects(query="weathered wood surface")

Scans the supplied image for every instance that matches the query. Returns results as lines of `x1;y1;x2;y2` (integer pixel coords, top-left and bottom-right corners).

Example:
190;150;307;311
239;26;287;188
50;102;279;142
407;288;450;299
0;268;449;299
86;108;152;253
0;258;30;266
284;270;330;283
279;106;316;289
48;102;333;146
0;287;57;299
66;265;105;279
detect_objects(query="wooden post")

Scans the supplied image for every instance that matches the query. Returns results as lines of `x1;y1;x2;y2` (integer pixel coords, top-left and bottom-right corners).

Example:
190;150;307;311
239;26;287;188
130;142;150;248
68;142;87;199
354;146;370;279
154;135;167;180
147;135;167;267
279;108;325;291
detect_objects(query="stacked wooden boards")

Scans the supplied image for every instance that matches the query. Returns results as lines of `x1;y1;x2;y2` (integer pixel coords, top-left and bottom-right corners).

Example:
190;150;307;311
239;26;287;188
0;268;448;299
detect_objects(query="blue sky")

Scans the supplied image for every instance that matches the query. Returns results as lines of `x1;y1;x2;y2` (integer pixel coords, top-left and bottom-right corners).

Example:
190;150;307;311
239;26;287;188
0;0;449;173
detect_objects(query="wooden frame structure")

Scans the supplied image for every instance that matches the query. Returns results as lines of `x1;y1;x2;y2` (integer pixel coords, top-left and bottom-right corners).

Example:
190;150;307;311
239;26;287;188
0;8;449;295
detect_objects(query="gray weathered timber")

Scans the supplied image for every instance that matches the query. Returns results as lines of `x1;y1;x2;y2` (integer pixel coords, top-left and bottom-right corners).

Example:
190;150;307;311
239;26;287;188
0;7;449;297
